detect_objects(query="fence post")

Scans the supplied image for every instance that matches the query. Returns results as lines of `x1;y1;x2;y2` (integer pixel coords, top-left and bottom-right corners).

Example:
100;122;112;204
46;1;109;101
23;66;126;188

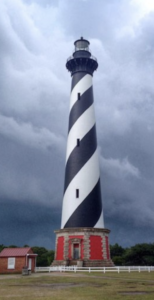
129;267;130;273
89;267;91;273
118;267;120;273
103;267;105;274
139;267;140;273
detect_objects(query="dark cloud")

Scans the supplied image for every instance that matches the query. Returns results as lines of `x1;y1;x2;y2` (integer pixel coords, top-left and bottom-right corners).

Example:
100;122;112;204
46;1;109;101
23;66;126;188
0;0;154;249
0;199;61;248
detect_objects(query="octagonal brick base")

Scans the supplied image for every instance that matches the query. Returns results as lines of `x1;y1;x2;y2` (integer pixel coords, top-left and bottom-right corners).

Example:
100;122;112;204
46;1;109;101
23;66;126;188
52;228;114;267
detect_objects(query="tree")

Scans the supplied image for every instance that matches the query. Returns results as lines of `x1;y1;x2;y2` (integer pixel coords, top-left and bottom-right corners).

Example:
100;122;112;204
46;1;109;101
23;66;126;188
31;246;55;266
110;243;126;265
46;250;55;265
0;244;5;252
124;243;154;266
110;243;125;257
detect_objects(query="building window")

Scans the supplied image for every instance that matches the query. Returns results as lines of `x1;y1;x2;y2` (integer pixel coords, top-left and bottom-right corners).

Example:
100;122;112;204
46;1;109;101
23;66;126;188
8;257;15;269
77;139;80;147
76;189;79;198
78;93;80;100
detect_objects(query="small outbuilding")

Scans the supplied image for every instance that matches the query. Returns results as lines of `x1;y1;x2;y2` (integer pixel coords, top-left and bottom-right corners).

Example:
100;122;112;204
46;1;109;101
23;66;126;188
0;247;37;274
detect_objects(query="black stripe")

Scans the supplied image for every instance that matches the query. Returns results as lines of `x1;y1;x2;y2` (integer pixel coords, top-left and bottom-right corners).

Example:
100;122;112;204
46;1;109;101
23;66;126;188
64;125;97;193
71;72;87;91
68;86;93;133
64;179;102;228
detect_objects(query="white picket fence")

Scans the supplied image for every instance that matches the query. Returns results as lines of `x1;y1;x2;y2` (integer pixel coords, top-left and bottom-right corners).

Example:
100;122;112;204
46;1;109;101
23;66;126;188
35;266;154;273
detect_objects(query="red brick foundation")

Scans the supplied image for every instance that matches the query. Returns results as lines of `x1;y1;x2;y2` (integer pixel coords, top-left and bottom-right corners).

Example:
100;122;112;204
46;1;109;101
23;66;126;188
52;228;114;267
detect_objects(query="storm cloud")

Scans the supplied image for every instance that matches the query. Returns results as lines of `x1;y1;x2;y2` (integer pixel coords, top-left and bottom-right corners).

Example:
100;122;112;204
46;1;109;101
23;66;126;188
0;0;154;249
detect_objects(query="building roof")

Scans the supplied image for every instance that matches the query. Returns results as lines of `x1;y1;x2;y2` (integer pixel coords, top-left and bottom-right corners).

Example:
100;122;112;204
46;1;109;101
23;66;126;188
0;247;37;257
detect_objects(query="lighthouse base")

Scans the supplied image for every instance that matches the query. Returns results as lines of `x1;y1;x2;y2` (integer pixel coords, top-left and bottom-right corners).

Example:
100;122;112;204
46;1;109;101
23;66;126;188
52;228;114;267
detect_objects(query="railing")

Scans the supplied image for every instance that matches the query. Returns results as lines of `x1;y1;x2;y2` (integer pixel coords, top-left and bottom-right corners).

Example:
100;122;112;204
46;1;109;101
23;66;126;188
35;266;154;273
67;54;97;63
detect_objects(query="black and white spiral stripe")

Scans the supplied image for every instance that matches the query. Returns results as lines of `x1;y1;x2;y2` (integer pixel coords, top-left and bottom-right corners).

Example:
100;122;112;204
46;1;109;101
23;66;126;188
61;72;104;229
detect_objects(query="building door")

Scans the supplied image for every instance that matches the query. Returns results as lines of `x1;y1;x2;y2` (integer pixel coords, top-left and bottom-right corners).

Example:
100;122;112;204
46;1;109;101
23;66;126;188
28;258;32;270
73;244;79;260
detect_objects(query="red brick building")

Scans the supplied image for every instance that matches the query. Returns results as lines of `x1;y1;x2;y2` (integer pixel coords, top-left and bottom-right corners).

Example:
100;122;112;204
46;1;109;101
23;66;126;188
53;228;113;267
0;247;37;274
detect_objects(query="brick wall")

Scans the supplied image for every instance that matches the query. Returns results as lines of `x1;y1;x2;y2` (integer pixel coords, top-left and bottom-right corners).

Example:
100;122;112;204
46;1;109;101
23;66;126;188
0;256;35;274
0;257;25;273
56;236;64;260
53;228;112;266
105;236;110;260
89;235;103;260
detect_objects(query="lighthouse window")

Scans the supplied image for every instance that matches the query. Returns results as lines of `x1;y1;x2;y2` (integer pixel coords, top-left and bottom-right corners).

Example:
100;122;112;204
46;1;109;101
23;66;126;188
76;189;79;198
77;139;80;147
78;93;80;100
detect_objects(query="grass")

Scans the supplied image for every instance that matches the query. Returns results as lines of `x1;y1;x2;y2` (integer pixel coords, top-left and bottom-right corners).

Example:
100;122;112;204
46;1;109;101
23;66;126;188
0;271;154;300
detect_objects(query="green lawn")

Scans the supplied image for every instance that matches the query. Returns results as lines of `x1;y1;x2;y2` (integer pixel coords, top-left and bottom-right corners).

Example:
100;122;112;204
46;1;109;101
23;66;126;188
0;271;154;300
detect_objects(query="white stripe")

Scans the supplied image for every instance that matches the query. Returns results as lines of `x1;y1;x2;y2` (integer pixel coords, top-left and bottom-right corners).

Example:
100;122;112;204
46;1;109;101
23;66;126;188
66;104;95;162
70;74;92;111
94;212;104;228
61;149;101;228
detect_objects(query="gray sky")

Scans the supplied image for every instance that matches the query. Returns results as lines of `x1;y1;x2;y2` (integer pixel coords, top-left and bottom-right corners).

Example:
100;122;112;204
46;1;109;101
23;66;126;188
0;0;154;249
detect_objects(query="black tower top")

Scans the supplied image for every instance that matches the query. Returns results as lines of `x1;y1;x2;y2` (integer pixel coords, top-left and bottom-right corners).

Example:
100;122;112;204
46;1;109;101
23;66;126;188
66;37;98;76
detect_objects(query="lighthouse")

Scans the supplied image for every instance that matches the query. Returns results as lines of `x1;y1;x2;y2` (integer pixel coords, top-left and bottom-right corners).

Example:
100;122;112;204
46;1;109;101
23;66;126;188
52;37;113;267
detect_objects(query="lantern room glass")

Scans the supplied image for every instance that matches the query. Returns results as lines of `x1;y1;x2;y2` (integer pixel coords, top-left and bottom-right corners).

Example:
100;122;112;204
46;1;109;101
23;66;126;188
74;39;89;52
